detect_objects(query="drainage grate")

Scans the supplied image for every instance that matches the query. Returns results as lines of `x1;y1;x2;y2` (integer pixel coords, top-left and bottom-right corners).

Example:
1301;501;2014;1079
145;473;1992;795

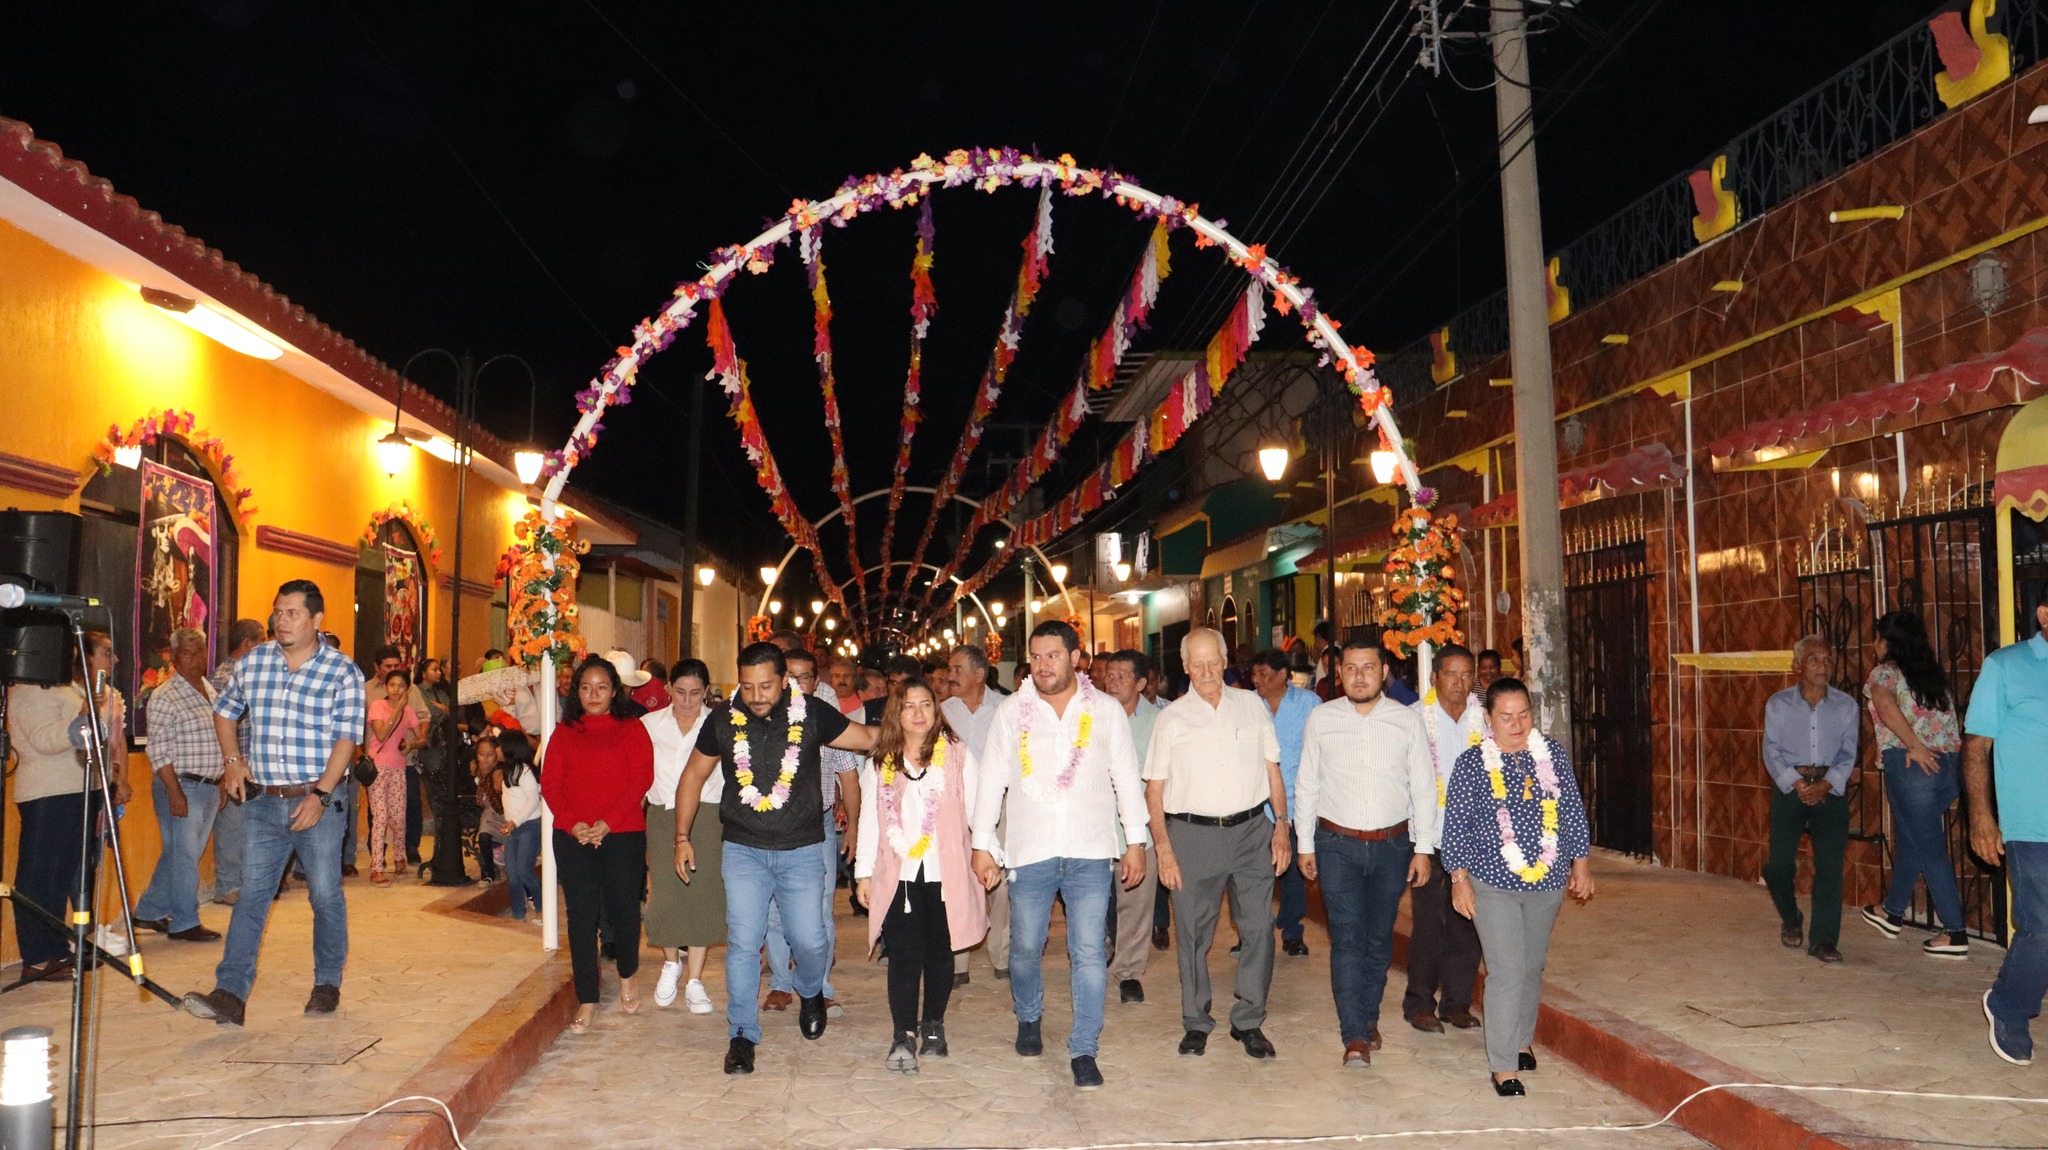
1686;1004;1840;1029
222;1034;382;1065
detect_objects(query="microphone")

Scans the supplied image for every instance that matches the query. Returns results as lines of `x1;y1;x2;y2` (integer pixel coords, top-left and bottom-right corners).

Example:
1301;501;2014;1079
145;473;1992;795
0;583;100;610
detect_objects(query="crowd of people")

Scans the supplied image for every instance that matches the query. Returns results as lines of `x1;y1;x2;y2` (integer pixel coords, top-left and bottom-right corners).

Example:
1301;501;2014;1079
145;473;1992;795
7;576;2043;1089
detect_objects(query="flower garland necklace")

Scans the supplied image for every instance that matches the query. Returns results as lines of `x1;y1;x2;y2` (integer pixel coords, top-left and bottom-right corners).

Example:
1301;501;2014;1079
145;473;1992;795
729;687;807;812
1422;686;1486;811
1482;734;1561;884
1017;673;1097;802
880;736;948;862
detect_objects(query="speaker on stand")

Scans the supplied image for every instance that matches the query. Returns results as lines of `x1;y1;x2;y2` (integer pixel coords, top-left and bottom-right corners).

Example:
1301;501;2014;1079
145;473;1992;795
0;509;83;686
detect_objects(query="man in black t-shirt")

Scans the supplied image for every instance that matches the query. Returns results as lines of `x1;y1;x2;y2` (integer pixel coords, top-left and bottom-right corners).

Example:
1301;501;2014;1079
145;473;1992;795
673;643;876;1075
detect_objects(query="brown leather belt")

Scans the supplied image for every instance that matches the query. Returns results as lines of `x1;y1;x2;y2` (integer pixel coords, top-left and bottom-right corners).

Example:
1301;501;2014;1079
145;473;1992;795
1318;817;1409;842
255;783;319;799
1166;805;1267;828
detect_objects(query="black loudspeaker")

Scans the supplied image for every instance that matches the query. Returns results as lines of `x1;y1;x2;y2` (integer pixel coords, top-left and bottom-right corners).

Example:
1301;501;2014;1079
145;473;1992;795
0;509;83;685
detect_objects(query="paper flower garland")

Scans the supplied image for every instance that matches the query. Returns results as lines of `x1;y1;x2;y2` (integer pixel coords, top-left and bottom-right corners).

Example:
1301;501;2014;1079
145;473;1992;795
876;199;938;603
506;509;589;670
1376;501;1466;658
362;503;445;569
93;409;258;523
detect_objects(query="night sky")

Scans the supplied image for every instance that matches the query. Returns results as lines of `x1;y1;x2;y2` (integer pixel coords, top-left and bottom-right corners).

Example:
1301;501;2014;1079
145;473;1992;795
1;0;1931;611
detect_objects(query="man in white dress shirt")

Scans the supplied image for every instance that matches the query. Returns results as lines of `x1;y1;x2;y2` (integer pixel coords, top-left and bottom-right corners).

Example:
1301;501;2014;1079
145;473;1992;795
1296;639;1438;1069
972;621;1149;1091
1403;643;1487;1034
1145;627;1289;1061
943;644;1003;985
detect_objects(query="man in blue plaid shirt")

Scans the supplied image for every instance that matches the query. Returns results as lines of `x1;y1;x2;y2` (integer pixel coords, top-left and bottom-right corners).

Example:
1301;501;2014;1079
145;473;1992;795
182;579;365;1028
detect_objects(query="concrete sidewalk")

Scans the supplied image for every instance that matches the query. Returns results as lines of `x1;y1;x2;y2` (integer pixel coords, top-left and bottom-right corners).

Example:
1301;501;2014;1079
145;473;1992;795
1;872;551;1150
1506;854;2047;1149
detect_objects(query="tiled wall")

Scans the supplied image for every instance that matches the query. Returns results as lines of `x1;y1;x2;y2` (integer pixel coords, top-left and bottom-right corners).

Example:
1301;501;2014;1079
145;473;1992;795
1376;58;2048;905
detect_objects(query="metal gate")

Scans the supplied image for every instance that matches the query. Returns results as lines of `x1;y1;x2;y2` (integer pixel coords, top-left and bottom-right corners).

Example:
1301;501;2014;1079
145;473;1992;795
1565;532;1655;857
1796;557;1889;886
1871;506;2006;944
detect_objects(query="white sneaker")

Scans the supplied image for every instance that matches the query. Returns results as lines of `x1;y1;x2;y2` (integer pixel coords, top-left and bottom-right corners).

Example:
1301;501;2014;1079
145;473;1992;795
654;960;683;1008
684;978;714;1014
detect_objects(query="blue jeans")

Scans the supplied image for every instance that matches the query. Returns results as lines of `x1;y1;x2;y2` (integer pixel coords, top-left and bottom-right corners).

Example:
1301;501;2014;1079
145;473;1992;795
1007;856;1113;1057
1988;840;2048;1036
133;776;221;932
504;820;541;919
331;775;357;866
1315;827;1413;1044
1881;747;1966;931
722;840;830;1042
213;792;349;999
212;792;244;899
1276;825;1307;940
766;818;839;996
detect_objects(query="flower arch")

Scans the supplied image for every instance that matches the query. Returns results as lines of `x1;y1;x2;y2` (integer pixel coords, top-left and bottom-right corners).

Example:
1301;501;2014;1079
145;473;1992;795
526;148;1433;657
93;408;258;523
361;502;444;571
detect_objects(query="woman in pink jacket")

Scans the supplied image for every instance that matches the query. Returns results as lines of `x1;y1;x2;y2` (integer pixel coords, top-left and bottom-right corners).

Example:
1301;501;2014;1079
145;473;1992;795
855;679;988;1074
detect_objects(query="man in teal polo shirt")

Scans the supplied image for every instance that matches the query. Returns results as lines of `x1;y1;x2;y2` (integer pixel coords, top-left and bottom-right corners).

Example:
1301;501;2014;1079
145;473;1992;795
1966;587;2048;1067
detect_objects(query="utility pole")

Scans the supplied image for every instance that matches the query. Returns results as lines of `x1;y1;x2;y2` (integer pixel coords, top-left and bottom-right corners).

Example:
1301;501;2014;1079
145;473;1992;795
1491;0;1572;733
678;372;704;658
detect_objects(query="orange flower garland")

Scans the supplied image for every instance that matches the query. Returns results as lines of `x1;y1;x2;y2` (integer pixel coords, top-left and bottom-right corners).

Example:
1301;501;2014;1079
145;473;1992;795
1376;504;1465;657
362;503;445;568
93;409;258;523
506;510;589;669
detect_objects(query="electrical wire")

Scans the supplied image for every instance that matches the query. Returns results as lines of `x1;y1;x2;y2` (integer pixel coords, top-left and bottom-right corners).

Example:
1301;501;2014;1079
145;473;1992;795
825;1082;2048;1150
1096;0;1170;164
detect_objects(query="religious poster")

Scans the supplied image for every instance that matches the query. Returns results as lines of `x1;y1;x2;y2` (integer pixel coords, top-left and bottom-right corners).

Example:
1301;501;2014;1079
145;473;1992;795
133;461;215;739
384;543;421;669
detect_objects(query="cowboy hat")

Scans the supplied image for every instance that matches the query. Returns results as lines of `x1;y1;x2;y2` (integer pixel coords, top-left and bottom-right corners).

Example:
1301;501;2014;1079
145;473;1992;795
603;649;652;687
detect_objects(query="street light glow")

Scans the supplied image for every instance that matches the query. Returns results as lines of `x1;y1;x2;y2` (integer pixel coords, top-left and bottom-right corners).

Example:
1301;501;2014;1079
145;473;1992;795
1370;449;1399;485
697;566;716;586
760;566;780;587
1257;445;1289;481
769;599;783;614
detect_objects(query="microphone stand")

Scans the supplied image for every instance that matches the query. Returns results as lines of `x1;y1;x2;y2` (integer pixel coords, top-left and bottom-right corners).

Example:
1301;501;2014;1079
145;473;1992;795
0;613;184;1150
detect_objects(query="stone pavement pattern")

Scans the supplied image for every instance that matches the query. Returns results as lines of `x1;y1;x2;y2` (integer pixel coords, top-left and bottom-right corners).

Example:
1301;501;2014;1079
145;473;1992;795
1519;856;2048;1148
3;875;548;1150
471;888;1703;1150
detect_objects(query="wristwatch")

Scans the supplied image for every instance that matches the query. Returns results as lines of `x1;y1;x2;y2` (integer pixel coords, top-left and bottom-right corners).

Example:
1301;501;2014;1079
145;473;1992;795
312;786;332;801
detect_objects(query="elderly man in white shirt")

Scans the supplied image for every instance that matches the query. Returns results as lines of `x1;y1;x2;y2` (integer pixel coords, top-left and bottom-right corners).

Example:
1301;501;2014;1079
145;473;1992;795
1404;642;1488;1035
1145;627;1289;1061
972;621;1149;1091
1296;639;1439;1069
944;643;1004;985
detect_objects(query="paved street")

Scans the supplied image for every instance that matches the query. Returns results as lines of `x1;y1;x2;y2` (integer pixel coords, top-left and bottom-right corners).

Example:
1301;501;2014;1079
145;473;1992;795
470;881;1702;1150
2;873;547;1150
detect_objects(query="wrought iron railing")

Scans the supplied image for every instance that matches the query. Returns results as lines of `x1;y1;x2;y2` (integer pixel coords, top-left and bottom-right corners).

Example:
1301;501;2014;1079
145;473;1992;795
1392;0;2048;378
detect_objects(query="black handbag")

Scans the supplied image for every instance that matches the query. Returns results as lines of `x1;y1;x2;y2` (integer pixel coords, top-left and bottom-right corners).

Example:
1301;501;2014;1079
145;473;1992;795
350;751;378;788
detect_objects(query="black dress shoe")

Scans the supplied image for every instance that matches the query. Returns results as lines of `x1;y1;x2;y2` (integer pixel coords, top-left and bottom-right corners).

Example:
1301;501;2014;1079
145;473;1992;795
1407;1011;1445;1034
1781;925;1804;948
1809;943;1843;963
723;1037;756;1074
1282;937;1310;957
1518;1050;1538;1072
1151;926;1171;951
181;987;246;1027
1178;1029;1207;1056
305;984;341;1015
799;994;828;1039
135;917;171;934
1229;1026;1276;1059
1015;1018;1043;1057
1491;1075;1526;1097
169;925;222;942
1119;978;1144;1004
1071;1055;1104;1089
1443;1008;1482;1030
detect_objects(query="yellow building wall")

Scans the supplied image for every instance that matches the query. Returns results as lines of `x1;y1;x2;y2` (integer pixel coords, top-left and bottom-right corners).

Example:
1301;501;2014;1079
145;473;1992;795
1;218;531;963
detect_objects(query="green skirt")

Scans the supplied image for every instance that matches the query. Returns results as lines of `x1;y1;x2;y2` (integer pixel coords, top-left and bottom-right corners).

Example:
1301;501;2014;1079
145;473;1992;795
643;802;726;948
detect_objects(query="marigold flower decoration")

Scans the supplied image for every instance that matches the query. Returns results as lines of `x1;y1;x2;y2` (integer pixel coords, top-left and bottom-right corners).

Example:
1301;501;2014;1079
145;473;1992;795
746;615;774;644
506;510;590;670
361;503;445;569
92;408;259;523
1376;504;1465;657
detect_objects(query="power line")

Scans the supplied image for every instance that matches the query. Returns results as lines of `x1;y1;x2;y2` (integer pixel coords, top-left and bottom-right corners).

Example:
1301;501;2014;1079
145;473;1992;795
1096;0;1169;164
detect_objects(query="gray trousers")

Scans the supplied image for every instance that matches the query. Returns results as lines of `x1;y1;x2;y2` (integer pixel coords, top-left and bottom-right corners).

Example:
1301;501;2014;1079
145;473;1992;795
1469;878;1565;1074
1167;817;1275;1033
1110;844;1160;982
958;872;1011;973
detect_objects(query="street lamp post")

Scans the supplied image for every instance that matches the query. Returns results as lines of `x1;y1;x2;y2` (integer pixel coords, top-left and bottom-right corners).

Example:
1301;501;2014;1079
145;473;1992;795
398;349;535;887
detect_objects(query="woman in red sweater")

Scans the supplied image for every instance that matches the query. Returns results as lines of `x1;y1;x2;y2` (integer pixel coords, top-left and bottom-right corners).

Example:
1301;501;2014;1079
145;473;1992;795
542;655;655;1032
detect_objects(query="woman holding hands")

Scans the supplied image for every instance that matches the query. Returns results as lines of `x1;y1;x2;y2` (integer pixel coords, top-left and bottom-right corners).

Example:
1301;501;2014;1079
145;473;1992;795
542;655;655;1033
1440;677;1594;1097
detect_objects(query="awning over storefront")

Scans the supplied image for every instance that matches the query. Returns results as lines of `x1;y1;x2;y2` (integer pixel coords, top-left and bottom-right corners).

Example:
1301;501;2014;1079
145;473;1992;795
1707;327;2048;459
1199;531;1275;580
1467;444;1685;529
1295;529;1393;569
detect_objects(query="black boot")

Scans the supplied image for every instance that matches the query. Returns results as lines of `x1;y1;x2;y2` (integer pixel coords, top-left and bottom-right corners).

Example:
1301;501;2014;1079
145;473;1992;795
1015;1017;1043;1057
